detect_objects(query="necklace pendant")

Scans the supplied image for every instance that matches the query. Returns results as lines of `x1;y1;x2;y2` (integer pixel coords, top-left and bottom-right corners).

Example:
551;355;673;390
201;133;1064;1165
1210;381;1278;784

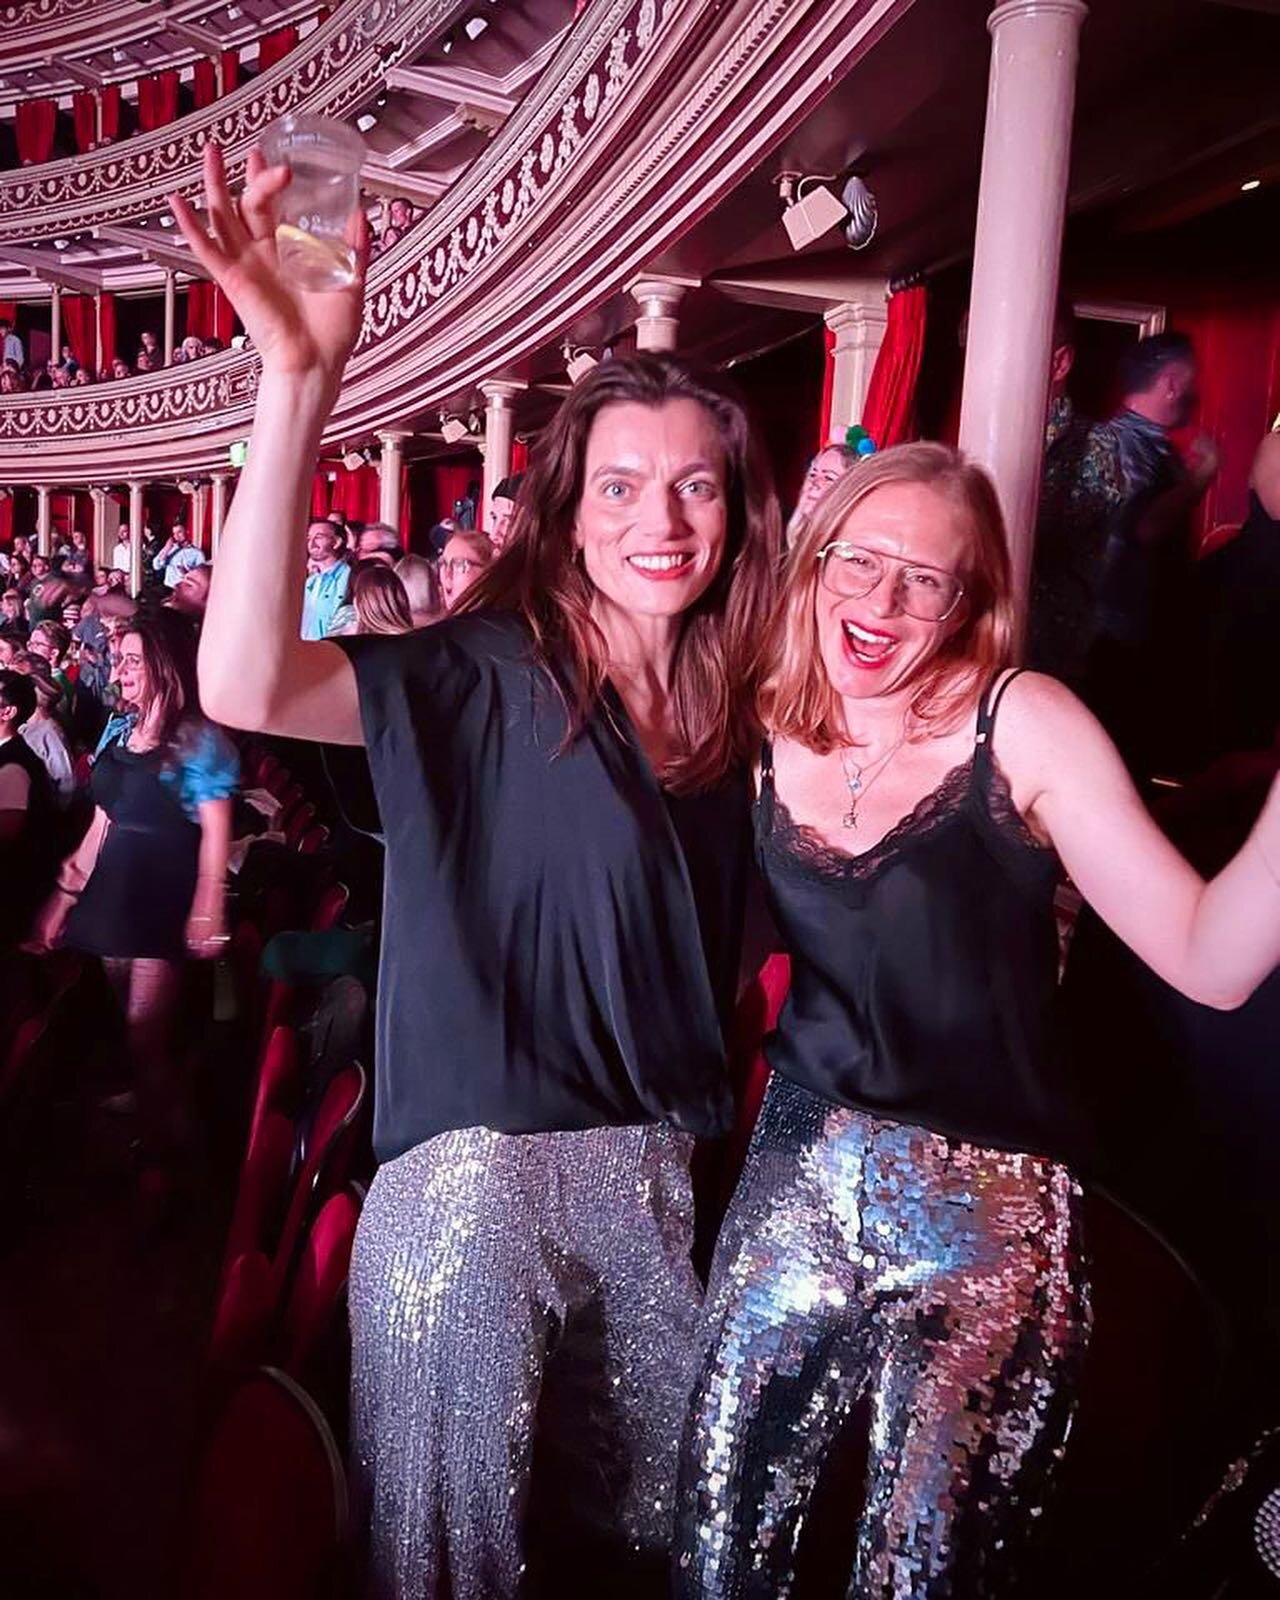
843;804;858;830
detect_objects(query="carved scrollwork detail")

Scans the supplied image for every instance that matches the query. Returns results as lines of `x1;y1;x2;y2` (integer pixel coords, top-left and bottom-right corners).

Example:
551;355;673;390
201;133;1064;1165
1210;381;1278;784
0;0;470;239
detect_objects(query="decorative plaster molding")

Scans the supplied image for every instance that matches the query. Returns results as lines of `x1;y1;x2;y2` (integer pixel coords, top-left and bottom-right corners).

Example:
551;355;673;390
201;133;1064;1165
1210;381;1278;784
0;0;473;240
0;0;917;479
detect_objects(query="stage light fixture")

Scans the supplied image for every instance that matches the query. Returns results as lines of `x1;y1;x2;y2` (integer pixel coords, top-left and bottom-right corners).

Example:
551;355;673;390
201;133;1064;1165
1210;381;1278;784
465;16;488;38
562;343;598;384
440;413;469;444
776;172;847;252
1241;178;1261;192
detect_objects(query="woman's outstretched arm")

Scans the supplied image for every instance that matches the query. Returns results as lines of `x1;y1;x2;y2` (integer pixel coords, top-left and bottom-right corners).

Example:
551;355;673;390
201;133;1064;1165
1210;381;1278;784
170;143;364;744
1004;672;1280;1010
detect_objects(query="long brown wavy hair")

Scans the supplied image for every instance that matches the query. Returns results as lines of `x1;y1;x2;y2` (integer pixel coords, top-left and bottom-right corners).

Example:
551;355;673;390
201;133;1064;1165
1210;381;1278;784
759;442;1017;753
457;355;782;792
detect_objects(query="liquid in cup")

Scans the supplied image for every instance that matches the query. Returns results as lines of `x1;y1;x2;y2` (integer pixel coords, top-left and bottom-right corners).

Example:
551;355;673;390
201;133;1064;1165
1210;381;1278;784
260;115;366;292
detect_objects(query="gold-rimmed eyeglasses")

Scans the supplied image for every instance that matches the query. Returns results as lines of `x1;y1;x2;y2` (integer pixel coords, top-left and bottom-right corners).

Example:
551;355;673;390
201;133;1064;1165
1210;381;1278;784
816;540;965;623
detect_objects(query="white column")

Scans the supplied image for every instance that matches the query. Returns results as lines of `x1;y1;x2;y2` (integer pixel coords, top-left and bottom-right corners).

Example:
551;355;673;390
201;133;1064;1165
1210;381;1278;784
35;486;52;558
210;473;230;558
49;286;62;371
90;487;108;567
629;277;687;352
479;382;525;514
958;0;1088;612
93;291;103;373
191;482;210;555
128;481;144;596
824;287;890;442
377;431;410;531
163;271;176;366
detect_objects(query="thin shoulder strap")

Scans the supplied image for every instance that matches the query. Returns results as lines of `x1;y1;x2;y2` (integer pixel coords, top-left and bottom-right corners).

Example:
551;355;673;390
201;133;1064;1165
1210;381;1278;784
756;736;777;833
975;667;1025;768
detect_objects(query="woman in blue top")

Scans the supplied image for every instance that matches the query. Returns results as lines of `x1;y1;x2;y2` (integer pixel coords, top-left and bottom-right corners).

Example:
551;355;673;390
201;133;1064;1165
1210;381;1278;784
31;611;238;1187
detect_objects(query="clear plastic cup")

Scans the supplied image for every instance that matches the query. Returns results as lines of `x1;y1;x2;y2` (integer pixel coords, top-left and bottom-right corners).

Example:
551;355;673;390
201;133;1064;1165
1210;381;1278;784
260;114;367;291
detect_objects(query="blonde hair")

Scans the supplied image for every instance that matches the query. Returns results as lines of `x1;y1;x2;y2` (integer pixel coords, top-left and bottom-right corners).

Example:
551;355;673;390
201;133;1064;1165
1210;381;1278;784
759;442;1016;752
394;554;441;622
353;564;414;636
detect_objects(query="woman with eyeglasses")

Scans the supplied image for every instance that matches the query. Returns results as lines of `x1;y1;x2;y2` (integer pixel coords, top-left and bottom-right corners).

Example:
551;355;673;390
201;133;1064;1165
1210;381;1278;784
438;527;494;610
675;442;1280;1597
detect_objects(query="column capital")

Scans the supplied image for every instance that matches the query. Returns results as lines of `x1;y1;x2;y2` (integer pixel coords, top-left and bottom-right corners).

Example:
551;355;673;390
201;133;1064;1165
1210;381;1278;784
478;380;526;407
376;428;414;446
628;276;693;316
989;0;1087;36
823;290;890;342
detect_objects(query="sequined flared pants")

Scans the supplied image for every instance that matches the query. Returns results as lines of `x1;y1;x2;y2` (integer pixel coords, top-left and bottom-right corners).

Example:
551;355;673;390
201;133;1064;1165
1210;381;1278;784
350;1121;701;1599
676;1076;1090;1599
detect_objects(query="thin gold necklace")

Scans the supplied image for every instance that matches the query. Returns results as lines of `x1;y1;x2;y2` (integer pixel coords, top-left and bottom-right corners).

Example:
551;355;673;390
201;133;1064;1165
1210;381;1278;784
839;732;907;830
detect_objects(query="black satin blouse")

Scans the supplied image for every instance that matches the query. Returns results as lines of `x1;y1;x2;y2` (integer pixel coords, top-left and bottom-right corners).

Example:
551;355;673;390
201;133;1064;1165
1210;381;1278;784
337;613;748;1162
757;671;1093;1169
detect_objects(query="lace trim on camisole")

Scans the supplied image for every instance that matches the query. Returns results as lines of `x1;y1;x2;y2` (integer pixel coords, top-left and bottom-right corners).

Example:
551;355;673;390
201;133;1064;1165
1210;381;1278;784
763;753;1051;885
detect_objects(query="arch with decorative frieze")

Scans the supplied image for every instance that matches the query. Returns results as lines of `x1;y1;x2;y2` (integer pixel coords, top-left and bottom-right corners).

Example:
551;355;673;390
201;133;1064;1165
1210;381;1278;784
0;0;319;89
0;0;473;240
0;0;914;482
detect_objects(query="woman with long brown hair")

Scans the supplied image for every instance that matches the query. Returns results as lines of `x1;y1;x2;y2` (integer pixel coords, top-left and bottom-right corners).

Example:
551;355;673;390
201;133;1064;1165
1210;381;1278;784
28;611;237;1203
170;143;779;1595
675;442;1280;1597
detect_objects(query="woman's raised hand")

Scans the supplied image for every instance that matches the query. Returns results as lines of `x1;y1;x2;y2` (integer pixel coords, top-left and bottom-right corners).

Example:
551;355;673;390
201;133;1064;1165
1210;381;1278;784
168;142;368;384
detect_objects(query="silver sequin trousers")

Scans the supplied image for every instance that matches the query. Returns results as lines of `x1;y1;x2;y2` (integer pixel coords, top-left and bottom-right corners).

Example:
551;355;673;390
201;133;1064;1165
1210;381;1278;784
675;1075;1090;1599
350;1121;701;1599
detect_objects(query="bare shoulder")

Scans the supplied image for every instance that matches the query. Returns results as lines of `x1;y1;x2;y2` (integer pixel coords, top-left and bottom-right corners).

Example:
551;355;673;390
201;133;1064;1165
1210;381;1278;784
986;669;1117;792
1250;431;1280;517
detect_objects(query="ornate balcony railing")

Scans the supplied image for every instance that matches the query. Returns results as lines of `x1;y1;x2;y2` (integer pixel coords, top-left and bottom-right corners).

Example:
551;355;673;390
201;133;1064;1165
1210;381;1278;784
0;0;913;481
0;0;472;241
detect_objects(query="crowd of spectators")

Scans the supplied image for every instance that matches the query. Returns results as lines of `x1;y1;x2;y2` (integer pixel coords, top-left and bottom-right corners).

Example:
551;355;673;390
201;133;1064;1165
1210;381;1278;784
0;317;241;396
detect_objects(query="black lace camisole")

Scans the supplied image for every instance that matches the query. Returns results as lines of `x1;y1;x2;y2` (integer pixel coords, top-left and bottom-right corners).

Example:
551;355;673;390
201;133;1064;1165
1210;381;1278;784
757;669;1093;1168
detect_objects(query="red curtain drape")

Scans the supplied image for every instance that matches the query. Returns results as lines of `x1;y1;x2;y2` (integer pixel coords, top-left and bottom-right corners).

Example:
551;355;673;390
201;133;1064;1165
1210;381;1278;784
100;85;121;143
330;464;381;523
15;99;56;164
311;470;333;520
61;295;96;371
257;25;299;69
221;50;241;93
431;461;481;525
510;438;529;476
98;292;116;372
137;71;179;133
862;285;928;448
192;59;217;110
186;283;236;344
0;299;15;324
73;92;97;152
0;495;13;549
817;323;836;449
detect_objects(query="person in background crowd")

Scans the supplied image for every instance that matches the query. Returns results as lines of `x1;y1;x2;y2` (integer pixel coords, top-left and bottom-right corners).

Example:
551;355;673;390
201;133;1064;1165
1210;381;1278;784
485;474;523;553
59;526;93;582
72;367;95;386
1;587;28;641
352;564;414;635
49;364;71;389
110;527;132;573
439;529;493;611
200;337;224;357
0;316;24;370
0;636;18;668
785;440;860;549
56;343;78;375
676;442;1280;1599
354;521;404;567
394;553;441;628
27;620;73;710
300;518;352;640
135;351;155;374
0;364;23;394
180;336;204;362
153;521;206;589
20;662;75;810
0;669;55;947
28;613;238;1208
9;555;31;594
139;331;159;364
167;562;212;619
1087;331;1219;774
170;349;188;366
108;357;132;381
